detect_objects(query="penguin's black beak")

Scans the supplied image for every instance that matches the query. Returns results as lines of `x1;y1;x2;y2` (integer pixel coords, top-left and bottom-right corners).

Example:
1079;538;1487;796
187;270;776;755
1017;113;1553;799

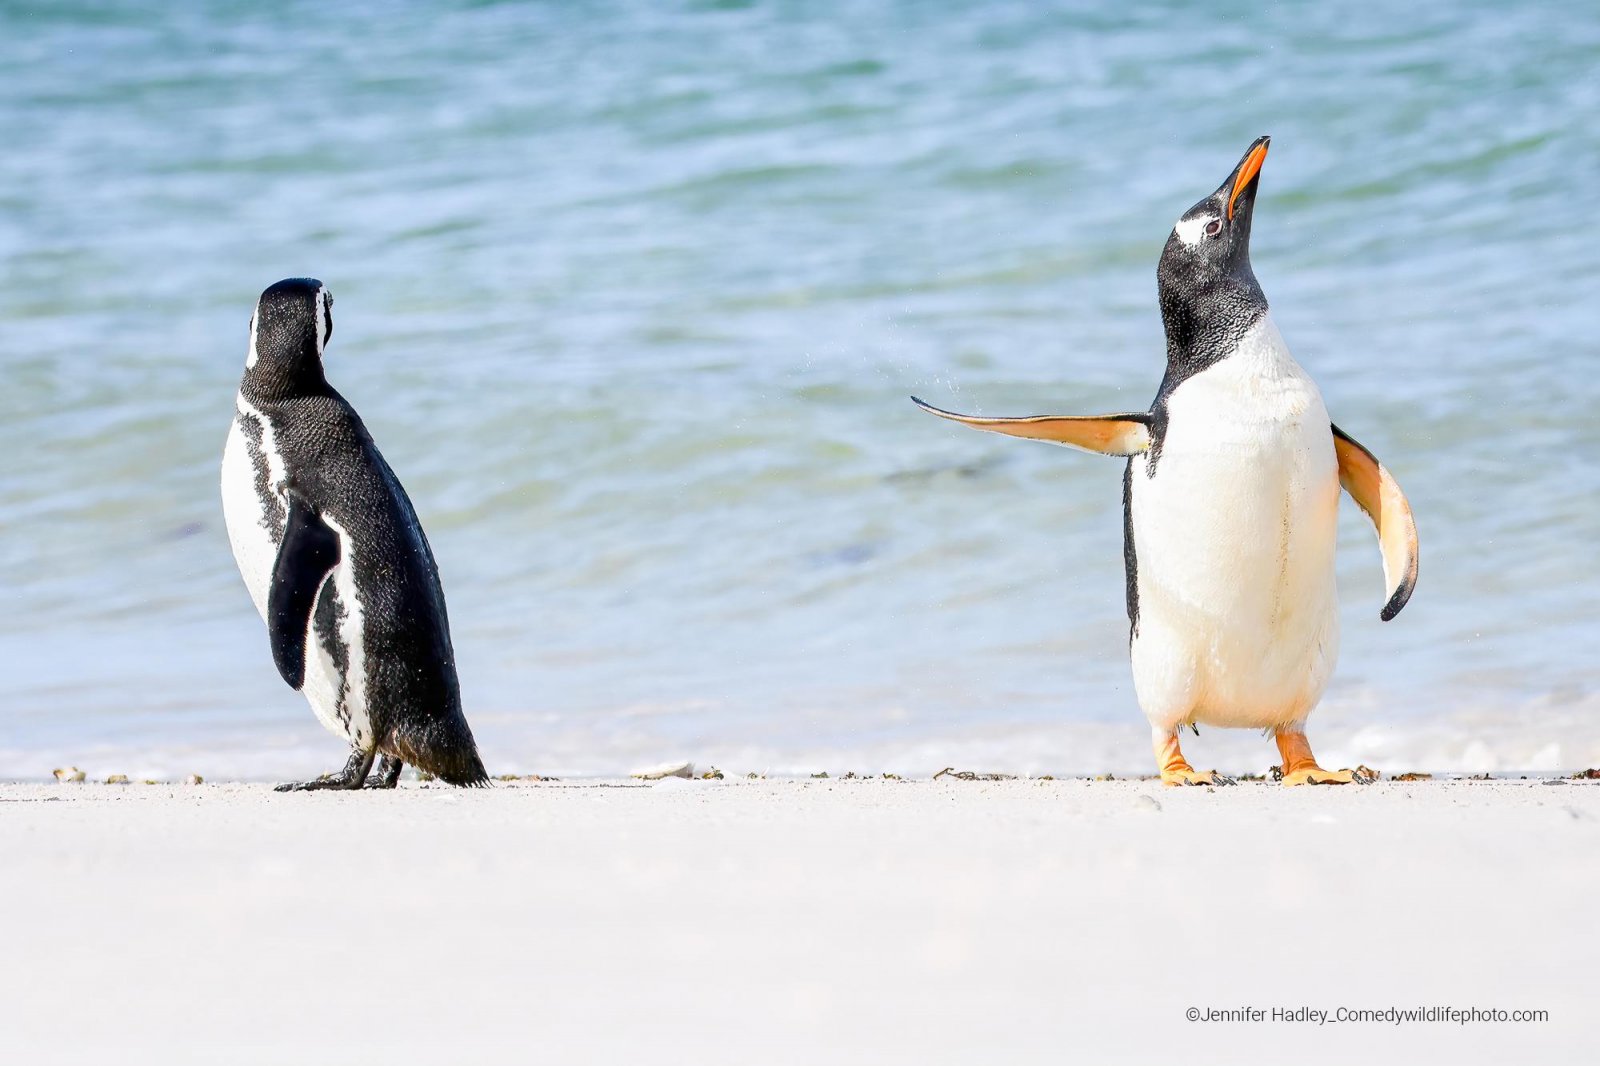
1223;135;1270;220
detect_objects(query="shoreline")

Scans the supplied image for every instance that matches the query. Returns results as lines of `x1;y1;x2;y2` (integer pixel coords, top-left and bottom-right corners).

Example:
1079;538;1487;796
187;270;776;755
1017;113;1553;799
6;764;1597;788
6;768;1593;784
9;695;1599;786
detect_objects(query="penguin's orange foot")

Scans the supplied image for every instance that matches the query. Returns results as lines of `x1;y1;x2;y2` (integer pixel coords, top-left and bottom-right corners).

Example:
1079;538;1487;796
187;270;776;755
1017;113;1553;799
1281;764;1377;786
1153;731;1234;787
1273;732;1375;787
1161;767;1235;787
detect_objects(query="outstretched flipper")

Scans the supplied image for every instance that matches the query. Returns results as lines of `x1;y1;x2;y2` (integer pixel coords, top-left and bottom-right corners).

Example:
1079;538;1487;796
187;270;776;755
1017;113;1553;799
911;396;1151;456
267;487;342;689
1332;424;1419;621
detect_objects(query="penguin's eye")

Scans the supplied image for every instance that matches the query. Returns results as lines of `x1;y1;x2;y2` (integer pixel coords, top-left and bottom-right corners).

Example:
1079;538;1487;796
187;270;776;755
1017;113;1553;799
1204;219;1223;238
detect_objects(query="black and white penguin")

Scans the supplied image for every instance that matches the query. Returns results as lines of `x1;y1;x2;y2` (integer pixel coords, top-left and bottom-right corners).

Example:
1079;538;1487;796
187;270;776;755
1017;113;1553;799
221;278;488;790
914;137;1419;786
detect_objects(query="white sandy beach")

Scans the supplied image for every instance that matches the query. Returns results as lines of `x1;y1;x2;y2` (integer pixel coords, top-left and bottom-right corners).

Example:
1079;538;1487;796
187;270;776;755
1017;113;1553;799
1;776;1595;1064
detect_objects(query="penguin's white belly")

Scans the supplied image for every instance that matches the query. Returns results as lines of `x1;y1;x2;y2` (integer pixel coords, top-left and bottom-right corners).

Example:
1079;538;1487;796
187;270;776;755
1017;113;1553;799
1128;317;1340;731
221;398;372;749
220;406;278;617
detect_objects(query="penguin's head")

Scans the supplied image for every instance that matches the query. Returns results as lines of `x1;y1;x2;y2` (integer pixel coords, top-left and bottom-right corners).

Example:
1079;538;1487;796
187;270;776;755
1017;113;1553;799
1157;136;1270;303
243;278;333;398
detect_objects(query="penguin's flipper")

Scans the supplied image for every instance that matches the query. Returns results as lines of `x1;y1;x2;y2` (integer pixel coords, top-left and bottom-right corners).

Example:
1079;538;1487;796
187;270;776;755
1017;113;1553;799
1332;425;1419;621
911;396;1151;456
267;489;342;690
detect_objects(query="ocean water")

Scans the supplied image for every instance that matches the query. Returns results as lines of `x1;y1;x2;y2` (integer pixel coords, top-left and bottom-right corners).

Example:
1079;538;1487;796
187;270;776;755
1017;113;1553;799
3;0;1597;780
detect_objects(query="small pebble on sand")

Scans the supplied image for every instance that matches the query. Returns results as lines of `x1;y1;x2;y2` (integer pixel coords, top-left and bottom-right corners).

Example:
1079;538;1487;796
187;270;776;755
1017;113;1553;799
630;761;694;780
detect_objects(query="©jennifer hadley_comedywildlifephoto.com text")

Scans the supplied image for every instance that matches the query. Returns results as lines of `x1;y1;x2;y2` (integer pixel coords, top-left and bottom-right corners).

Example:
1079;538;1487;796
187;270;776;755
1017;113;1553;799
1185;1005;1550;1027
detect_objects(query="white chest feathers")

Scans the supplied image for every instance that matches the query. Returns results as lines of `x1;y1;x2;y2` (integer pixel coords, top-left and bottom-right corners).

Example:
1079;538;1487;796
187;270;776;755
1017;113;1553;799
1128;314;1342;731
220;395;373;749
220;395;285;618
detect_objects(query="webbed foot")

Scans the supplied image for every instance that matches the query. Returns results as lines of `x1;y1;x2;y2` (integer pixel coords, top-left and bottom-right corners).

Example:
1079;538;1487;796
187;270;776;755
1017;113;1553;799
1275;732;1376;787
1153;729;1234;787
274;749;377;792
1282;764;1377;786
1161;767;1236;787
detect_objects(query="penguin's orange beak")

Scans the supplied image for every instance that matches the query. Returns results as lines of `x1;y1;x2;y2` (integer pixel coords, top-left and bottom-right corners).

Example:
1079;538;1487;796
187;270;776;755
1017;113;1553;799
1228;138;1269;219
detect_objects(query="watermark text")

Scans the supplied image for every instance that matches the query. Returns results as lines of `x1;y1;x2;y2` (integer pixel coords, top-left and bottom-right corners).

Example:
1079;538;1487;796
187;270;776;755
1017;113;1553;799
1184;1005;1547;1026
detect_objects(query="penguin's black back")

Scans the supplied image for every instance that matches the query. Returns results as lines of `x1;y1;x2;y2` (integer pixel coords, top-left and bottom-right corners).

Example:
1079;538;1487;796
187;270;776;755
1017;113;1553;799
260;384;487;786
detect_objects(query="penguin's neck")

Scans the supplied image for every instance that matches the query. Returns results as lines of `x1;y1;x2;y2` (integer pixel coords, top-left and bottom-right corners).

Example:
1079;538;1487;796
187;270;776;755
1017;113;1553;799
1157;274;1269;384
240;363;330;406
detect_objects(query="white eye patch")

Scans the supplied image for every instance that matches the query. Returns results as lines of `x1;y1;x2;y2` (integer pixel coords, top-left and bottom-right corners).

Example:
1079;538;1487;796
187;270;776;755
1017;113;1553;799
314;287;329;353
246;311;260;369
1173;214;1217;246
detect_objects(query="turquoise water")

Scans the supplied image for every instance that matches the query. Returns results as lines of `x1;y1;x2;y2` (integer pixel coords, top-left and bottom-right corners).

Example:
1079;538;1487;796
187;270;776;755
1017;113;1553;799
3;1;1598;779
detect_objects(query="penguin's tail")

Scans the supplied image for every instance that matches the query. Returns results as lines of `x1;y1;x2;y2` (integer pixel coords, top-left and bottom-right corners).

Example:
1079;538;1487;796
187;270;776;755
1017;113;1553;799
388;714;491;788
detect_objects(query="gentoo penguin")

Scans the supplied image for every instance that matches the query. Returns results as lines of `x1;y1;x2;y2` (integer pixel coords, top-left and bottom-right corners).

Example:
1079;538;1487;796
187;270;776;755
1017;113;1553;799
914;137;1419;786
221;278;488;790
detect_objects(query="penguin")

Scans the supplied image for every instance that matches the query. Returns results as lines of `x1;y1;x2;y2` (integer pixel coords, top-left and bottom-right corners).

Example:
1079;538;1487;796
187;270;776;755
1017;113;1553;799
221;278;489;790
914;136;1419;786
